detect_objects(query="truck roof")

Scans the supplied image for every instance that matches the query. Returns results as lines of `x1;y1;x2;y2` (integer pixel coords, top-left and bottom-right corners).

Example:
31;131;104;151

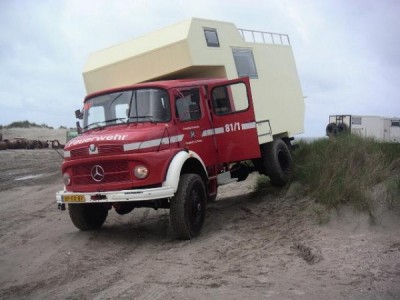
84;78;228;100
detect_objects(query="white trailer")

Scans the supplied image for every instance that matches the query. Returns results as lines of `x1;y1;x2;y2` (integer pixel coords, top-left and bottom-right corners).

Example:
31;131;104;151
326;115;400;143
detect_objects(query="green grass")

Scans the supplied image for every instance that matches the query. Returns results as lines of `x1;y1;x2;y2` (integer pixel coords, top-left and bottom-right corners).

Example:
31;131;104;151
386;176;400;207
292;134;400;216
253;134;400;222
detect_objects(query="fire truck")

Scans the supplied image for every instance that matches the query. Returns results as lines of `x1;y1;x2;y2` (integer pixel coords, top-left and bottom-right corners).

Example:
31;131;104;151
56;18;304;239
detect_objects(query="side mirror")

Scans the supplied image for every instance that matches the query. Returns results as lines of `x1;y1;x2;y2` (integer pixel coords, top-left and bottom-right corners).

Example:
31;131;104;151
75;109;83;120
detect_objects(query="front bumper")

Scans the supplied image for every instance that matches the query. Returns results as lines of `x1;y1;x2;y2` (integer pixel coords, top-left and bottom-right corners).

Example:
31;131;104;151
56;186;175;204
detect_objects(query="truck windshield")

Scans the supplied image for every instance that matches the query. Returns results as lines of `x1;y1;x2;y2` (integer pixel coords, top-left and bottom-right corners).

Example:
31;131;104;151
83;88;170;131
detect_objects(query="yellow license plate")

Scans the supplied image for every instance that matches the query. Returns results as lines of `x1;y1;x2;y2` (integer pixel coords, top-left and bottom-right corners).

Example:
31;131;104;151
64;195;85;203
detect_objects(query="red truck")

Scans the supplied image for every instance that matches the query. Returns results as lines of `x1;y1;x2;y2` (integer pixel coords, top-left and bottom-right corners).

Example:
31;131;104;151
56;18;304;239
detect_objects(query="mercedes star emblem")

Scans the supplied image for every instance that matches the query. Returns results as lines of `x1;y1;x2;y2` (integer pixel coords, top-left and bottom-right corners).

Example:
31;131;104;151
91;165;105;182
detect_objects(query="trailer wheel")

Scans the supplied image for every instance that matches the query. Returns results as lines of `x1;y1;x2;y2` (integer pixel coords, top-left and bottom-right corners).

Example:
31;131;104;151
326;123;337;136
69;203;108;231
170;174;206;240
337;123;348;134
263;139;292;187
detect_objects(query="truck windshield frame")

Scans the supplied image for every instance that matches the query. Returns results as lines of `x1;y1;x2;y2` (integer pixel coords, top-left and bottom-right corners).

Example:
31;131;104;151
82;88;171;131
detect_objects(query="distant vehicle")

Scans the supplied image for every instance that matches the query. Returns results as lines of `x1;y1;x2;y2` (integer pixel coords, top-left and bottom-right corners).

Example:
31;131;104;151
56;18;305;239
326;115;400;143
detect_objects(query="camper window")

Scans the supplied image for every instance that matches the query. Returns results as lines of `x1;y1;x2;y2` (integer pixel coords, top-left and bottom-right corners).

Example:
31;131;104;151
204;28;220;47
392;120;400;127
232;48;258;78
351;117;362;125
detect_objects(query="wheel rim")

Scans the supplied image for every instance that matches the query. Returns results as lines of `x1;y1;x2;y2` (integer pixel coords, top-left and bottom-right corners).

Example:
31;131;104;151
186;183;205;236
189;187;204;231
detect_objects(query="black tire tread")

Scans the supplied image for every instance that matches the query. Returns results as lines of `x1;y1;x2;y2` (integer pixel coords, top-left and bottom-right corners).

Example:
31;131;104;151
170;174;206;240
69;203;108;231
263;139;292;187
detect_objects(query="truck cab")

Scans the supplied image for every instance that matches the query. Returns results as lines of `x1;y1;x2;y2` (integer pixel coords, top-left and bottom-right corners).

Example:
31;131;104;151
58;77;261;238
57;18;304;239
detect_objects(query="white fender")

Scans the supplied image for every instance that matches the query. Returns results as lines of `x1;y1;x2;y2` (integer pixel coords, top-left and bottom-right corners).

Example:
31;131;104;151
162;150;207;192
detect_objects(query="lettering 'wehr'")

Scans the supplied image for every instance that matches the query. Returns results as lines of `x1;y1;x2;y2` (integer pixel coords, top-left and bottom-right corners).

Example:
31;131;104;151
68;134;128;147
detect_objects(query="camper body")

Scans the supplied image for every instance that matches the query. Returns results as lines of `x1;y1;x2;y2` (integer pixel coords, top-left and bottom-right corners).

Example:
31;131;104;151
327;115;400;143
56;18;304;239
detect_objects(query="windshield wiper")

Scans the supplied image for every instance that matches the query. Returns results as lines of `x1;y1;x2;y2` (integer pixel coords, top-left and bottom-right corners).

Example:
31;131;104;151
106;117;127;124
84;121;105;130
128;115;154;123
85;118;127;130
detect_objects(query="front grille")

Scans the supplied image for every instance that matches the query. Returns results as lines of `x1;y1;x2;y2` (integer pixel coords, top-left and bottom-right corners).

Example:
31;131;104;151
99;145;123;155
72;161;130;185
70;145;124;158
71;147;88;157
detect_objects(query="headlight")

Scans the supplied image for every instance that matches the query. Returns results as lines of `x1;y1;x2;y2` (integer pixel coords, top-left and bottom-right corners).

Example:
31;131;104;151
134;165;148;179
63;173;71;185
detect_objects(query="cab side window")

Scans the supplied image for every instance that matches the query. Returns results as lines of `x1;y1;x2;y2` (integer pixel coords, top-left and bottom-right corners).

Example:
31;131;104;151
175;89;201;122
211;86;231;115
211;82;249;115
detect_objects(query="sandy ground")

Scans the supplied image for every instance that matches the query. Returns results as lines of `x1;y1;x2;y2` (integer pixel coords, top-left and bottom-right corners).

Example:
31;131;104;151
0;129;400;299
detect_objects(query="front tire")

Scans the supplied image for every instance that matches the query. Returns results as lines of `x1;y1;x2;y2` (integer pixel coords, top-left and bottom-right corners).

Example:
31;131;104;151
69;203;108;231
170;174;206;240
263;139;292;187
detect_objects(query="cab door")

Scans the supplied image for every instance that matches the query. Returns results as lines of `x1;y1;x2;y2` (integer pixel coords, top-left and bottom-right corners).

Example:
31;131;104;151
207;77;261;164
173;87;217;167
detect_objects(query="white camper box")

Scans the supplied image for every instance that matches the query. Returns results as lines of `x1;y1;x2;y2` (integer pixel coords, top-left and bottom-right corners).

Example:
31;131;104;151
327;115;400;143
83;18;305;144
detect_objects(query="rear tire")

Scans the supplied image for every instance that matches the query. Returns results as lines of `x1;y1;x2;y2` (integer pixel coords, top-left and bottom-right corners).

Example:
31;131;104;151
69;203;108;231
170;174;206;240
337;123;348;134
326;123;337;136
263;139;292;187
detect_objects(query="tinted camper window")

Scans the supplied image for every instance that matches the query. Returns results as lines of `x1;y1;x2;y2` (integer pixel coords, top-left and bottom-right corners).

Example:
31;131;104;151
232;48;258;78
204;28;220;47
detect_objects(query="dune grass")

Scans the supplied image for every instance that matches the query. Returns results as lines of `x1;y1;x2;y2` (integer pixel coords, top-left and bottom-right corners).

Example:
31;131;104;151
254;134;400;222
293;134;400;217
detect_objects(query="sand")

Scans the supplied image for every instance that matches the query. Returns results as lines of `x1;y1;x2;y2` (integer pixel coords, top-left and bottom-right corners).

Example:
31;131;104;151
0;128;399;299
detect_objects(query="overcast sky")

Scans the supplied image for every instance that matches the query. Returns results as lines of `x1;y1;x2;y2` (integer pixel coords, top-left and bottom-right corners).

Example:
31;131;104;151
0;0;399;136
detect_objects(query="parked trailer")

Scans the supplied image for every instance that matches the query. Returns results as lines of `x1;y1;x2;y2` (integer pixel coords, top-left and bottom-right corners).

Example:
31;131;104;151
56;18;305;239
326;115;400;143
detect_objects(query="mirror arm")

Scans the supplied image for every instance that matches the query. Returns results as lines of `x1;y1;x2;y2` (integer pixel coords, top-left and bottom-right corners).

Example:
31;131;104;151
76;121;82;134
